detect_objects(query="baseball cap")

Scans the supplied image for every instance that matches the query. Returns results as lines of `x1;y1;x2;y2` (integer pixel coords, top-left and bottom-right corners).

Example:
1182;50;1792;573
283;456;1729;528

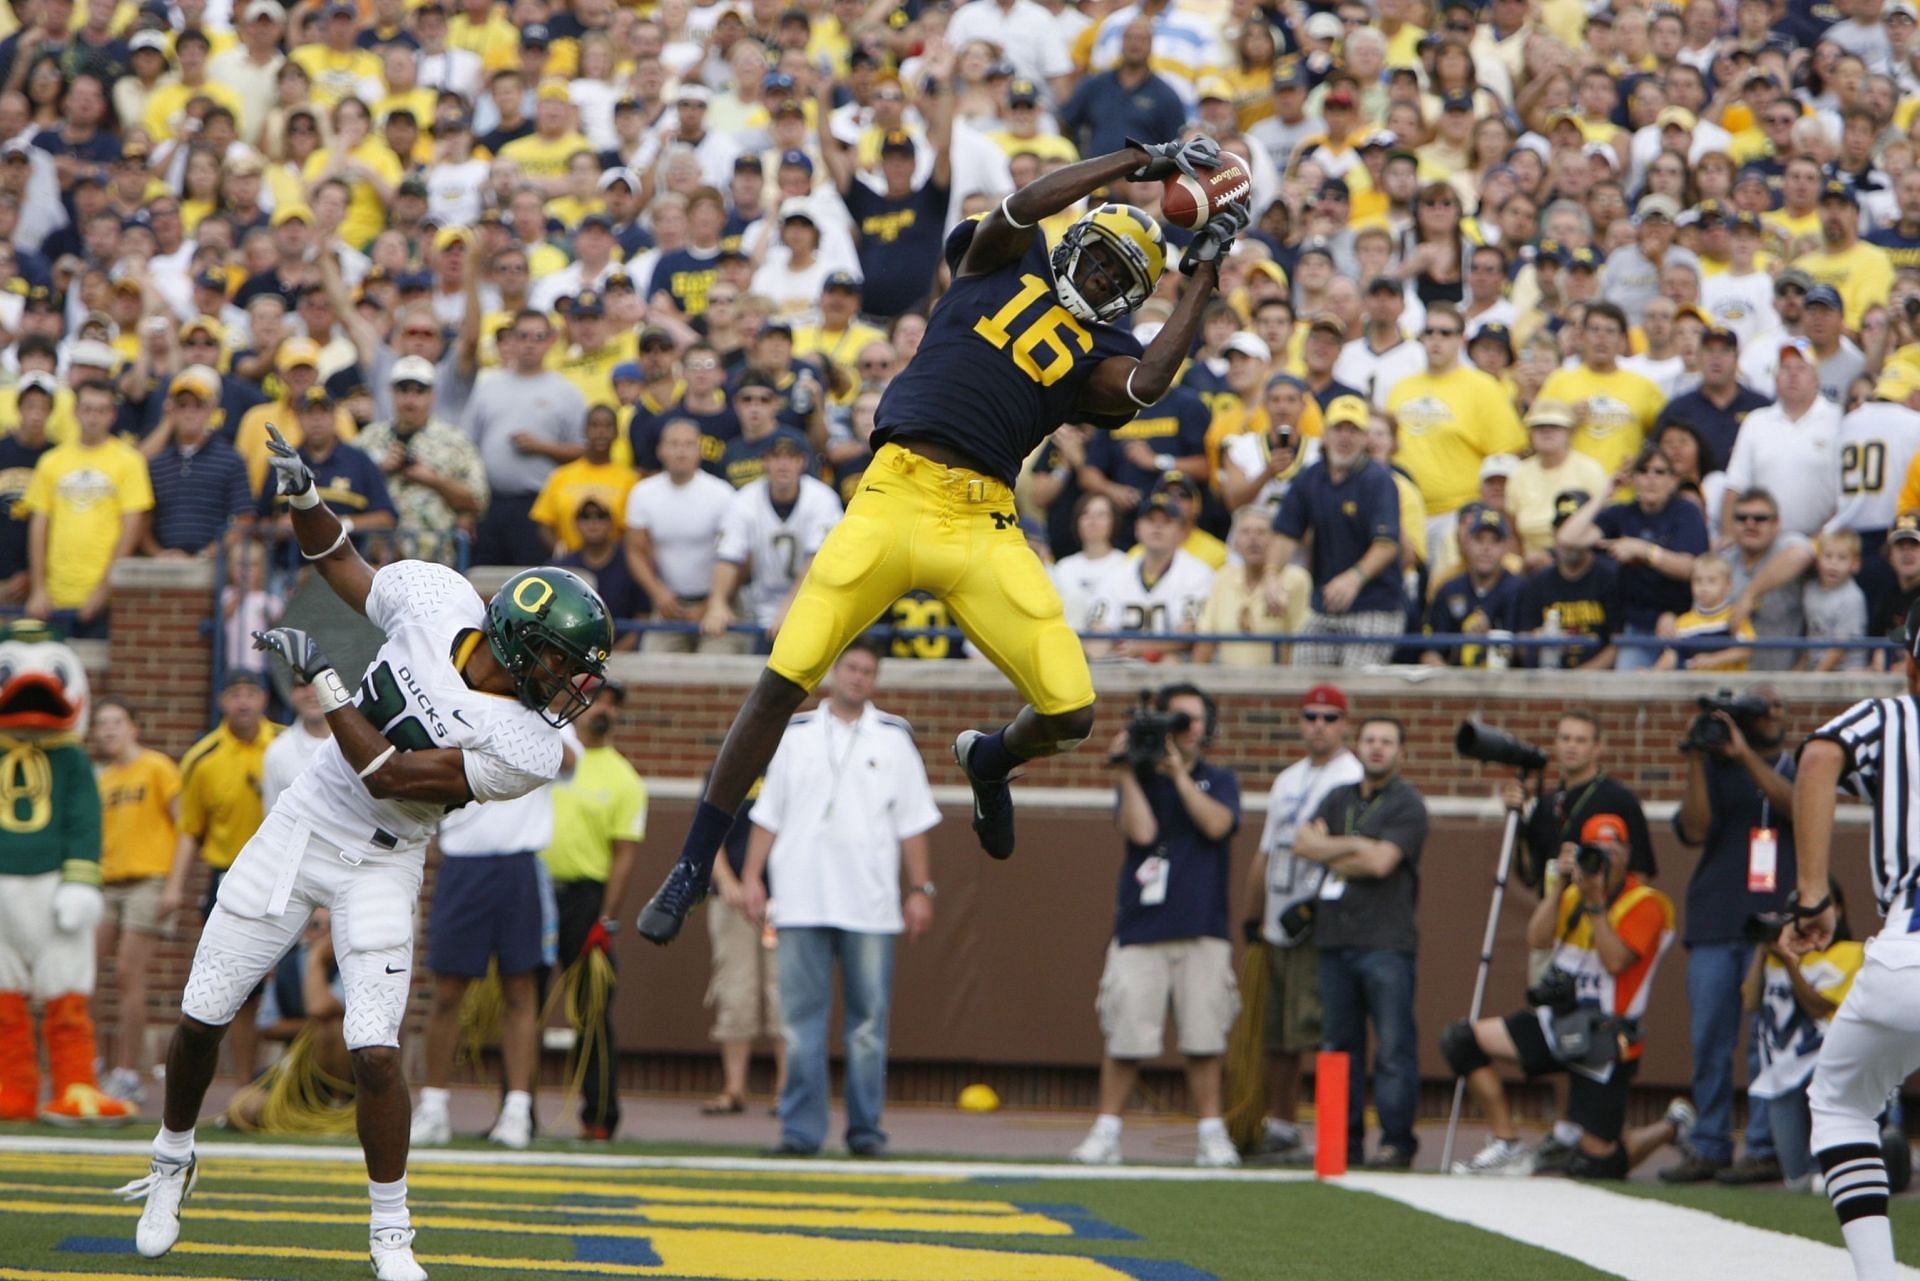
68;339;118;370
763;71;797;93
1582;142;1620;172
576;211;614;234
129;29;168;53
1778;334;1814;363
1877;367;1918;402
1552;490;1592;527
1304;10;1343;38
1731;210;1763;234
675;83;710;104
823;269;862;292
15;371;56;400
598;167;639;192
297;384;334;410
880;130;916;157
570;290;605;318
1318;177;1351;202
242;0;284;19
1366;274;1402;296
611;361;644;383
1892;0;1918;19
1893;511;1920;545
271;203;313;227
779;196;817;224
779;148;813;174
535;77;571;103
1657;106;1698;131
1440;90;1474;114
521;21;551;45
1301;683;1348;713
170;364;220;401
1272;62;1307;90
275;337;321;371
1822;177;1860;206
1359;129;1398;152
1308;312;1347;339
1479;453;1519;481
223;670;266;690
1527;401;1576;430
1471;322;1515;356
1735;164;1774;190
764;430;809;457
1700;322;1739;347
1467;507;1511;539
1634;193;1681;223
1324;394;1370;430
1008;77;1041;107
389;355;437;388
1142;492;1185;519
639;325;674;351
1565;247;1600;272
1580;813;1629;845
1221;332;1271;362
323;367;368;402
1804;283;1843;310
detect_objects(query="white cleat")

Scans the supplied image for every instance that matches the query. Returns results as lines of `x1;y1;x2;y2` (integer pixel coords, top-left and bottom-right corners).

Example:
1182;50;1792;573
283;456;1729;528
1196;1129;1242;1168
115;1155;197;1258
370;1226;429;1281
487;1108;532;1150
1068;1129;1122;1166
409;1105;451;1147
1452;1137;1535;1176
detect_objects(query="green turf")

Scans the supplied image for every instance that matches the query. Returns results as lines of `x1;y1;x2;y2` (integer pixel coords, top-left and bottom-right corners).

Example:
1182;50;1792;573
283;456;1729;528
0;1145;1619;1281
1609;1178;1920;1263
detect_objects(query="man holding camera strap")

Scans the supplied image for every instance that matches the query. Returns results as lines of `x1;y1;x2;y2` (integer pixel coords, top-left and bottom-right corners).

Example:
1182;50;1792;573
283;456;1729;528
1240;684;1363;1161
1662;685;1797;1187
1504;711;1657;899
1445;814;1679;1179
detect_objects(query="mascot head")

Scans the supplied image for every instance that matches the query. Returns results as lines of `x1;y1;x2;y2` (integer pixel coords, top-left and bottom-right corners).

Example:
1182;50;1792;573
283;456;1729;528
0;620;89;737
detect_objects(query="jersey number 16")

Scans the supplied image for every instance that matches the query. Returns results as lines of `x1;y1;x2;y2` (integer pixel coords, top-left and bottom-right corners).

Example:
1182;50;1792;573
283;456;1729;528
973;274;1093;387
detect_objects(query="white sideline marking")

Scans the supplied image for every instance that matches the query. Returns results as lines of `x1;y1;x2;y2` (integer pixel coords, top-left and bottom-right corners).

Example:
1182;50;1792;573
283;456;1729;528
1343;1172;1920;1280
0;1134;1316;1183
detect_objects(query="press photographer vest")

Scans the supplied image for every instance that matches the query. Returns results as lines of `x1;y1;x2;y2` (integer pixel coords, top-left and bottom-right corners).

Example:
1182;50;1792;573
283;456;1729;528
1549;874;1676;1060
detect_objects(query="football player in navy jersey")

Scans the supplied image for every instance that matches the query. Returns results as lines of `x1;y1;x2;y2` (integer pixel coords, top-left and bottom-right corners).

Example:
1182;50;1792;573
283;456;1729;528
637;136;1247;944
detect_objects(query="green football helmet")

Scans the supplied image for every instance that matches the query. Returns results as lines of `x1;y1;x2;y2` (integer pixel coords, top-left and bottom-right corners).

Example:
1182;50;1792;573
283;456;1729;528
485;567;614;727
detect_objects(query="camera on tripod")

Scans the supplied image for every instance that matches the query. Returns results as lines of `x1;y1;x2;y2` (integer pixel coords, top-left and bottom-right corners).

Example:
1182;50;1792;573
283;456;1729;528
1108;691;1193;779
1681;689;1771;752
1455;721;1548;772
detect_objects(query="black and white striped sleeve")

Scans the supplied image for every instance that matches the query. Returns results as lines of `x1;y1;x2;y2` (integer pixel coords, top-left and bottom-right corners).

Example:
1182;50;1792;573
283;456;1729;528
1809;698;1887;798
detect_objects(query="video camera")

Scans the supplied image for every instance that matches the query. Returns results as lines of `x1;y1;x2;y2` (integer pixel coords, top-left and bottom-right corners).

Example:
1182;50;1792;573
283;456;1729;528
1455;721;1548;772
1681;689;1771;753
1109;691;1193;780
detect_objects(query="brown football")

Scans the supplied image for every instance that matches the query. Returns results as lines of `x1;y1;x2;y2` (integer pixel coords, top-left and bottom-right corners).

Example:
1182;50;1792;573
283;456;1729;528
1161;153;1253;230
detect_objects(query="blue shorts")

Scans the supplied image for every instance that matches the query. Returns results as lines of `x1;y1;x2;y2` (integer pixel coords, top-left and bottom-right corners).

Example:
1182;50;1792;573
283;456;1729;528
426;851;546;978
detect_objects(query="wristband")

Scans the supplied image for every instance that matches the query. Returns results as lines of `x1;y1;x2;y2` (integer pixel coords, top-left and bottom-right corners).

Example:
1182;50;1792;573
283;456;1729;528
357;744;397;780
313;666;353;714
1787;890;1833;920
599;916;620;934
288;484;320;509
998;194;1035;230
1124;364;1155;408
301;526;350;561
1154;452;1175;472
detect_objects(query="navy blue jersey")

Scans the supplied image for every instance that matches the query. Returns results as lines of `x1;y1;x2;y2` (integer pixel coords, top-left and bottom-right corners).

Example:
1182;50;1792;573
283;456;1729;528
1270;457;1402;613
844;178;951;318
1655;385;1770;475
558;546;651;620
1423;569;1521;667
645;246;723;316
874;223;1143;486
0;436;51;579
1868;223;1920;274
720;428;815;489
261;442;396;518
1514;556;1622;669
1085;385;1211;495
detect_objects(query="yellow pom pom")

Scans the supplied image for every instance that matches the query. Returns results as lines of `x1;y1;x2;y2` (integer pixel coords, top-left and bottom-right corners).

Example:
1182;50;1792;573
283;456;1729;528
958;1083;1000;1113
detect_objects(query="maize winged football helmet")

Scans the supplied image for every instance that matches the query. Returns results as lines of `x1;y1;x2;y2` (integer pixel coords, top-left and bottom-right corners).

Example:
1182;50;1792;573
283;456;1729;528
1051;203;1166;324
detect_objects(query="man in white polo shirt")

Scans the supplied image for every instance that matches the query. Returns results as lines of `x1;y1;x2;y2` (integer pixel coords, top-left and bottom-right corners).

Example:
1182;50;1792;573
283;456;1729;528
624;419;741;654
1721;337;1843;540
739;638;940;1157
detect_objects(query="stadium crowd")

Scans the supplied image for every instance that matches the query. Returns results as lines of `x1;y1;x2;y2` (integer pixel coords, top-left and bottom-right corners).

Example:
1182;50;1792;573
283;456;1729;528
9;0;1920;669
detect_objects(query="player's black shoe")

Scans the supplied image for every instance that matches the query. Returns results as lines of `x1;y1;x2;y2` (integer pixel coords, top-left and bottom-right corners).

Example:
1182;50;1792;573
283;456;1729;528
637;854;713;944
953;730;1016;860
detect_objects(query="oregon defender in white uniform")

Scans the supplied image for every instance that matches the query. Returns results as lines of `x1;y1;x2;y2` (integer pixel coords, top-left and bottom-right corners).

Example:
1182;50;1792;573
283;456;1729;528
118;426;612;1281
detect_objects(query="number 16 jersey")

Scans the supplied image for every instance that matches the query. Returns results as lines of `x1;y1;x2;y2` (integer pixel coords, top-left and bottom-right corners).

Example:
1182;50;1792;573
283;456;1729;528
873;222;1144;487
274;559;566;858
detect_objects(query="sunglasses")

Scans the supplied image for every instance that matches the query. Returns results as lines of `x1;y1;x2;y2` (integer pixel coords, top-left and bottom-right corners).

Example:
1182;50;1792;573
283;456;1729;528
737;391;776;403
401;326;437;338
1424;327;1461;337
686;358;720;371
1732;511;1774;523
1302;710;1343;723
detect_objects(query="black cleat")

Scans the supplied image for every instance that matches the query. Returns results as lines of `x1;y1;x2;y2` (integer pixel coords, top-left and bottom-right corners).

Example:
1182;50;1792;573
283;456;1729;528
953;730;1016;860
636;853;714;944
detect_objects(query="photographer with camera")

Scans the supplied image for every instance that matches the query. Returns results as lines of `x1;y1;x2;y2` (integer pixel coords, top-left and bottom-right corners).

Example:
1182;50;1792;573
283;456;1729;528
1445;814;1681;1179
1240;684;1363;1160
1295;716;1428;1169
1503;711;1658;900
1069;684;1243;1169
1661;683;1796;1187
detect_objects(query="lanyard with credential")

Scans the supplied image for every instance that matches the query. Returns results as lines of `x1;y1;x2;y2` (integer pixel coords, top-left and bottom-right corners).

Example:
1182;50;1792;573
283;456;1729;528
821;714;863;821
1555;776;1605;844
1346;785;1391;839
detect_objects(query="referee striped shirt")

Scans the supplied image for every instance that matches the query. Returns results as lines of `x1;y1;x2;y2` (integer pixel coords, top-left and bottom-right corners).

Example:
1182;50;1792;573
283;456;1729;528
1812;695;1920;912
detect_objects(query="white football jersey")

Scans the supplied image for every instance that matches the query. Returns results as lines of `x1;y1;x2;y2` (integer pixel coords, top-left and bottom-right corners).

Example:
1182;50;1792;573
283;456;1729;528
1829;401;1920;533
1085;549;1215;635
716;475;844;626
274;560;566;857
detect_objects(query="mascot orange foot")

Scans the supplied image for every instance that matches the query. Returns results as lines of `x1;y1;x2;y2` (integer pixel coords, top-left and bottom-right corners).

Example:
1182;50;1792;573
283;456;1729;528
0;622;131;1126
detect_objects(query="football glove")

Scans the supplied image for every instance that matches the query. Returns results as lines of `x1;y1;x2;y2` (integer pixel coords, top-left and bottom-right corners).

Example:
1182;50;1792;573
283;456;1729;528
253;627;355;713
264;422;318;508
1126;134;1221;183
1179;203;1251;277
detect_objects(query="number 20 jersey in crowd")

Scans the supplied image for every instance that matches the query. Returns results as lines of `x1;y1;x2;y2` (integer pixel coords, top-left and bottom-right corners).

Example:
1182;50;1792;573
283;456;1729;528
871;221;1145;487
272;559;566;860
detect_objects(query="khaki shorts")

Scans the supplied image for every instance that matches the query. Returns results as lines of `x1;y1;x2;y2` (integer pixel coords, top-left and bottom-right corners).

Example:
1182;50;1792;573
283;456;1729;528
1096;937;1239;1060
1263;940;1322;1054
103;877;170;938
704;900;780;1041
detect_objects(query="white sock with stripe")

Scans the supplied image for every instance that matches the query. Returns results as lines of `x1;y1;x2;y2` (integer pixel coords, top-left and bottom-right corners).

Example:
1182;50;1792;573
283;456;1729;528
1821;1142;1896;1281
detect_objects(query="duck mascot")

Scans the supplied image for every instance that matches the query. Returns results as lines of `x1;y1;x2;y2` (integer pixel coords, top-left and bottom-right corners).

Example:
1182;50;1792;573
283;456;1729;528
0;620;131;1124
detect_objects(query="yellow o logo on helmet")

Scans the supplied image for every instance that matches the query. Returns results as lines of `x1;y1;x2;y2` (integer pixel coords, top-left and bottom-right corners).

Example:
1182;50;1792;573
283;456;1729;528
513;576;555;612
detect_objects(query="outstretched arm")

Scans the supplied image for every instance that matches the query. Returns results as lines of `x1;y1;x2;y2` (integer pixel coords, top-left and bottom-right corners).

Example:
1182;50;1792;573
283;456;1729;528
264;423;375;614
960;136;1221;278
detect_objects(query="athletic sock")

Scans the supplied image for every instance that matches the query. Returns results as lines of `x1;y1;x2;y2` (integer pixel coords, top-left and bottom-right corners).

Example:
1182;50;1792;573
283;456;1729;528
1197;1117;1228;1141
501;1090;532;1120
417;1087;449;1115
153;1126;194;1163
1822;1142;1896;1281
967;727;1029;782
1551;1120;1581;1146
678;799;736;869
369;1176;411;1233
1091;1114;1123;1141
